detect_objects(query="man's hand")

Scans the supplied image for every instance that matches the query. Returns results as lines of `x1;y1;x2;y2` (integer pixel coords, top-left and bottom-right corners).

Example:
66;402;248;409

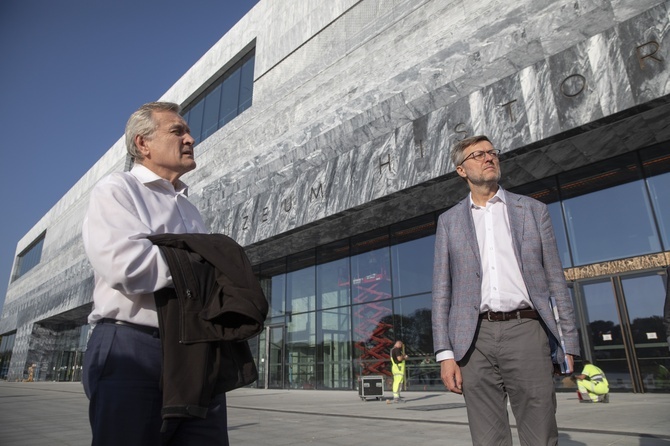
440;359;463;394
566;354;575;375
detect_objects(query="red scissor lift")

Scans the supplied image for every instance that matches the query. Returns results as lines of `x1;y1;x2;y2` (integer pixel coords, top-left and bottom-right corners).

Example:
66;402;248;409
342;272;394;378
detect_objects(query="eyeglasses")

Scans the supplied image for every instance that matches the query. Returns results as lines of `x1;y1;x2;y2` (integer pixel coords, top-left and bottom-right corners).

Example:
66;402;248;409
459;149;501;165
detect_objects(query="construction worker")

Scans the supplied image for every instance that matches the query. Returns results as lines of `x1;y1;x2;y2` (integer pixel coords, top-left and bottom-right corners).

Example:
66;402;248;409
390;340;408;403
573;360;609;403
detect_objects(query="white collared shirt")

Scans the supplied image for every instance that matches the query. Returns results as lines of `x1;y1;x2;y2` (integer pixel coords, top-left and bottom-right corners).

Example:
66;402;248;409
82;164;207;327
470;188;532;313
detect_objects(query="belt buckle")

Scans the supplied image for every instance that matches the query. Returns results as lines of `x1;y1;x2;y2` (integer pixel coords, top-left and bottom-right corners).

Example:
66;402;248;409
487;310;494;322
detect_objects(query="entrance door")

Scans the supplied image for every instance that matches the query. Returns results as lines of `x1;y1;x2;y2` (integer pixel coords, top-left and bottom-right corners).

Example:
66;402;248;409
265;325;286;389
619;272;670;392
56;351;83;382
576;270;669;392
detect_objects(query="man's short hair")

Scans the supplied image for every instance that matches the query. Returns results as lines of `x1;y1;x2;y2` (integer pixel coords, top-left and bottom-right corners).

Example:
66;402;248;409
450;135;491;167
125;102;181;162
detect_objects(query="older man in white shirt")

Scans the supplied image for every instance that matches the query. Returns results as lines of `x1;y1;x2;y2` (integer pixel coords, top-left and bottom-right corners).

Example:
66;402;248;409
82;102;229;446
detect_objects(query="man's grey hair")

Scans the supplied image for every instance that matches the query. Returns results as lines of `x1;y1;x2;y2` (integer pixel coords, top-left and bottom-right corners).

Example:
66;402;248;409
125;102;181;162
450;135;492;167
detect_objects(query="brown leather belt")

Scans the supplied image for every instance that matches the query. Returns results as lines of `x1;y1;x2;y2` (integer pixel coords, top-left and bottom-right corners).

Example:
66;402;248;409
98;318;160;338
480;309;539;322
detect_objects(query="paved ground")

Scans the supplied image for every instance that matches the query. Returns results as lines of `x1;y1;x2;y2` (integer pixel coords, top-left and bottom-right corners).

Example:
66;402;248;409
1;381;669;445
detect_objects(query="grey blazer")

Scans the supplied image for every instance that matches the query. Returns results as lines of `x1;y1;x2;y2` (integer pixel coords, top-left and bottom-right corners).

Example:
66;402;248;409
431;190;580;363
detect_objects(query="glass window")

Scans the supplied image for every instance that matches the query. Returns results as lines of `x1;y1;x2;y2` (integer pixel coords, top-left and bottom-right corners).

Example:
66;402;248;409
316;240;350;310
393;294;434;355
259;258;286;318
559;153;661;265
350;229;392;303
547;202;572;267
641;143;670;250
238;55;255;112
201;84;222;140
579;279;631;392
511;178;572;267
181;49;255;145
390;215;436;297
287;312;316;389
0;332;16;380
317;307;351;389
13;233;45;281
219;70;241;127
286;250;316;314
393;294;438;389
352;299;393;378
621;273;667;343
186;101;204;145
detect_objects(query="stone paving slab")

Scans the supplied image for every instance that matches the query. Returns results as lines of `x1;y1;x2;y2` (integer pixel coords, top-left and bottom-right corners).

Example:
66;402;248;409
1;382;669;445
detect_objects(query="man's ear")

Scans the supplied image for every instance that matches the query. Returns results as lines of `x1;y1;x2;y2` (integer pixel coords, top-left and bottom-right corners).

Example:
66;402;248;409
135;135;150;158
456;164;467;179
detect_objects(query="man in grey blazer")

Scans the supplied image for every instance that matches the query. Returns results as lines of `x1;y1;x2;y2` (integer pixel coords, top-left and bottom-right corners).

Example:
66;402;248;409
432;135;580;446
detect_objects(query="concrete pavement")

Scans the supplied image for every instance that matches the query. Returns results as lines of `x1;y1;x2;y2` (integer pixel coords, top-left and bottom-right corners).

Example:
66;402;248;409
0;381;669;445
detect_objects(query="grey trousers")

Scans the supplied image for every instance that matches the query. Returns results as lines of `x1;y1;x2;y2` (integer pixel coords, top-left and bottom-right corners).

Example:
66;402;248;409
459;318;558;446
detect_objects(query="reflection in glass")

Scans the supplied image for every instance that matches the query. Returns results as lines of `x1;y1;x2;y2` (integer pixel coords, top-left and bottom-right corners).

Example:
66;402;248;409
390;234;435;297
510;177;571;267
393;294;439;389
641;144;670;250
13;234;45;281
259;259;286;318
185;101;204;145
620;273;670;391
267;326;285;389
350;247;391;303
563;180;661;265
238;55;255;112
352;300;393;379
287;312;316;389
318;307;351;389
201;84;222;140
219;69;241;127
287;251;315;314
351;229;391;303
580;280;632;390
547;202;572;268
255;330;266;388
181;50;254;145
317;240;350;310
646;172;670;250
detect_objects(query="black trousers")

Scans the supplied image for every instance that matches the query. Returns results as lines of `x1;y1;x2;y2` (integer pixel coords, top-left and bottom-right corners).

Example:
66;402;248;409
82;322;229;446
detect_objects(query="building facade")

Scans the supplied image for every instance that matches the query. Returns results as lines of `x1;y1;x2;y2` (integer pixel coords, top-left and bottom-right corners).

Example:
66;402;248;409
1;0;669;393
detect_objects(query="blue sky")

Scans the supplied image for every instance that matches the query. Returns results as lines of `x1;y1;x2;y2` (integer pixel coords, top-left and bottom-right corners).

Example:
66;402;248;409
0;0;259;311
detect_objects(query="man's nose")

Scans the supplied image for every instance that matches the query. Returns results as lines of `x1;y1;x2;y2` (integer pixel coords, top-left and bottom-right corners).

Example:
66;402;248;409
183;132;195;145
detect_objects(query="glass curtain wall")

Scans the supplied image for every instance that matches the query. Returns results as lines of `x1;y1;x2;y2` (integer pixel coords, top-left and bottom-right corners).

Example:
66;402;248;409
251;141;669;391
0;333;16;379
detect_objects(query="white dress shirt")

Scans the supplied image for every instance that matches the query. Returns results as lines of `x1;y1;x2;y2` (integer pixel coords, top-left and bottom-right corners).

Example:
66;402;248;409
436;188;532;362
471;188;532;313
82;164;207;327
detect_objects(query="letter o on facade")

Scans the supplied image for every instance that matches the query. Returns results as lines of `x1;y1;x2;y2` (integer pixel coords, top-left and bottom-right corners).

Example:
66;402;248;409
560;74;586;98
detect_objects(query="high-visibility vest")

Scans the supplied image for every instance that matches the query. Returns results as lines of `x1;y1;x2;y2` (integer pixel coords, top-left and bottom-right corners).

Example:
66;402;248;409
390;348;405;375
583;364;608;385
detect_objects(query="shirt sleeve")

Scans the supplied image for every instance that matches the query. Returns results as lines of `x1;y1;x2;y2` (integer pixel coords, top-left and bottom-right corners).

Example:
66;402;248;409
82;175;172;295
436;350;455;362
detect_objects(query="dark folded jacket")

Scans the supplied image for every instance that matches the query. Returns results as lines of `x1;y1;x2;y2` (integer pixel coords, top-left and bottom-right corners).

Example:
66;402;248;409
148;233;269;420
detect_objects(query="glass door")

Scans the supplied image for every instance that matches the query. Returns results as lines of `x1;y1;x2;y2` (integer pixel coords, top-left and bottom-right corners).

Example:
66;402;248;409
576;270;669;393
265;325;286;389
618;272;669;392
